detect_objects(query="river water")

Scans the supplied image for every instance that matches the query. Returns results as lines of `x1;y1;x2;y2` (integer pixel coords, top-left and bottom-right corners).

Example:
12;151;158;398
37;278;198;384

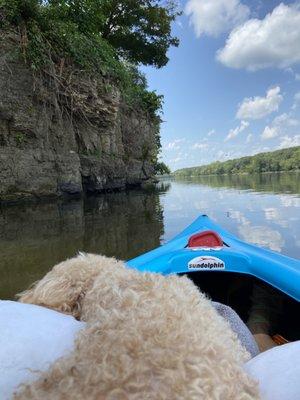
0;172;299;299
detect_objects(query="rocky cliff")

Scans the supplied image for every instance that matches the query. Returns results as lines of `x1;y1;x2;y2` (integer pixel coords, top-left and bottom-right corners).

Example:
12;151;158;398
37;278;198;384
0;33;158;202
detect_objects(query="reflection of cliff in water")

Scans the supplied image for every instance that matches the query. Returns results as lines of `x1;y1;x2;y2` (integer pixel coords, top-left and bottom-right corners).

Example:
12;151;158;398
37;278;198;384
0;188;167;299
175;172;300;195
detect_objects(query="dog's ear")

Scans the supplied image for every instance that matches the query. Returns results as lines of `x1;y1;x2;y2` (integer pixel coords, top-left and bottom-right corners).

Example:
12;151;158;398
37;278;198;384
17;253;104;319
17;278;83;319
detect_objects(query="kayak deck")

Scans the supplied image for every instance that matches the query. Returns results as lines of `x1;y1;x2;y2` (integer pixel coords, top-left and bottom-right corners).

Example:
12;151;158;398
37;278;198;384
127;215;300;302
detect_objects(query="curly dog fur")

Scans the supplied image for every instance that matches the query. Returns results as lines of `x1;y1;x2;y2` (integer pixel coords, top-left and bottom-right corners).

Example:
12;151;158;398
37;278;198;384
15;253;260;399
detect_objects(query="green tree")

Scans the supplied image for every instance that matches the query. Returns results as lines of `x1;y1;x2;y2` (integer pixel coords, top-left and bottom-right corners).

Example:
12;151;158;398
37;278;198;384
1;0;181;167
48;0;180;67
0;0;42;26
174;147;300;177
155;161;171;175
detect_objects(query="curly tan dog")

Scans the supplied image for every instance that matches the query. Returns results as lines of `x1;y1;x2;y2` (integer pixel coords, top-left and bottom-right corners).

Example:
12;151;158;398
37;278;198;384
16;253;260;399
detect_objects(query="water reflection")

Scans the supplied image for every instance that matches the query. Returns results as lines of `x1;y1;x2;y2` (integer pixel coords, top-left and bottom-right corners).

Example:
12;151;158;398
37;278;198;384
0;187;167;299
238;224;284;252
0;173;299;300
174;172;300;195
161;173;299;259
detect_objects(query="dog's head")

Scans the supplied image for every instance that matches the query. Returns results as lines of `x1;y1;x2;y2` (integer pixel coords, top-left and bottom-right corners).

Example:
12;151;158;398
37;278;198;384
17;253;124;319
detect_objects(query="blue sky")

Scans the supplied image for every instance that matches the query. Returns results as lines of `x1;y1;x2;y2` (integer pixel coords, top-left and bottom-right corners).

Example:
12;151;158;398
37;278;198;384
142;0;300;170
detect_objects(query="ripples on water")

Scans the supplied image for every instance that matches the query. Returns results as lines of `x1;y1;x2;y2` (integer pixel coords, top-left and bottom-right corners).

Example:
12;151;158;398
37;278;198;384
0;172;299;299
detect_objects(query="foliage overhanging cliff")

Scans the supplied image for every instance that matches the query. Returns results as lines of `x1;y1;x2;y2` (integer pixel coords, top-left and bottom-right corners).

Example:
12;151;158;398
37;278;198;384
0;0;179;201
174;147;300;177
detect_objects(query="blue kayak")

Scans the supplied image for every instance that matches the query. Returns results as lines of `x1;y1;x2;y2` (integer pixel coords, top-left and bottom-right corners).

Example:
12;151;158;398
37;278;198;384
127;215;300;302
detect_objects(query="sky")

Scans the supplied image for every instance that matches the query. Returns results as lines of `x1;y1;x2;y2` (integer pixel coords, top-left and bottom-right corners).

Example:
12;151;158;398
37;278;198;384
142;0;300;171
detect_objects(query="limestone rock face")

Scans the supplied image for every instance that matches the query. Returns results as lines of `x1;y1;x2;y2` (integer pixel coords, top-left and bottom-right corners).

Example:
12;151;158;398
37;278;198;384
0;33;157;202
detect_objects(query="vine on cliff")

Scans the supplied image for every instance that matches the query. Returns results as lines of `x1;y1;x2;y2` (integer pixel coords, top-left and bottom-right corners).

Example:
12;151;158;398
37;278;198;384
0;0;180;168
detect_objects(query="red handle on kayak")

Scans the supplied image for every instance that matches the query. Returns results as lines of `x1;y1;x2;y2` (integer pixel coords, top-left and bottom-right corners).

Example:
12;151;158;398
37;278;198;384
187;230;223;248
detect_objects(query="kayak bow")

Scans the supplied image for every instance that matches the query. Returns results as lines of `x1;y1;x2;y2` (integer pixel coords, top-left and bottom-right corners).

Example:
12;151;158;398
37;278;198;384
127;215;300;302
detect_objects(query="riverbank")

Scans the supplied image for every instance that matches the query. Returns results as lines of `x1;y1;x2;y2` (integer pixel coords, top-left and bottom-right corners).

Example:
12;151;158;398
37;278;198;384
172;170;300;178
174;146;300;177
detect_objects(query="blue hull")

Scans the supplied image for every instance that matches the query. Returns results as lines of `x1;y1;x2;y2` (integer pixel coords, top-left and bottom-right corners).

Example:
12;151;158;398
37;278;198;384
127;215;300;301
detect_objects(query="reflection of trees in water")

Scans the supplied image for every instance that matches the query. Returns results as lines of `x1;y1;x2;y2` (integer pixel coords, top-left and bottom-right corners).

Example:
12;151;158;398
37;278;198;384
82;191;164;258
142;181;171;194
176;172;300;195
0;189;166;299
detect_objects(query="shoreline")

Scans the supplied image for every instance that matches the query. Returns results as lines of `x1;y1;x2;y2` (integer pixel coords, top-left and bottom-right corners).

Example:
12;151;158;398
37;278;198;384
172;170;300;178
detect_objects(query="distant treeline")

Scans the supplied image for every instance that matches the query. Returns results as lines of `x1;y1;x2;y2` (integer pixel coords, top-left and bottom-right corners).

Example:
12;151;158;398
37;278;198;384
174;146;300;177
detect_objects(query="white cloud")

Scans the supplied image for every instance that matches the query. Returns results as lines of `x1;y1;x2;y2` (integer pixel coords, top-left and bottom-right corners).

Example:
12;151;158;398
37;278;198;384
238;225;284;252
264;208;280;221
292;91;300;109
289;69;300;81
217;3;300;71
207;129;215;137
263;208;289;228
261;126;279;140
185;0;250;38
177;20;183;28
236;87;282;120
170;157;182;164
165;138;185;150
217;150;228;160
228;210;249;225
279;135;300;148
225;120;249;142
273;113;299;127
246;133;253;143
280;195;300;208
261;112;299;140
192;142;209;150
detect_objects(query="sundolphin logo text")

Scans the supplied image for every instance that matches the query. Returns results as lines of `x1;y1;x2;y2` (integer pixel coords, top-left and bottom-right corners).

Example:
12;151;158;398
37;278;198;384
188;256;225;270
